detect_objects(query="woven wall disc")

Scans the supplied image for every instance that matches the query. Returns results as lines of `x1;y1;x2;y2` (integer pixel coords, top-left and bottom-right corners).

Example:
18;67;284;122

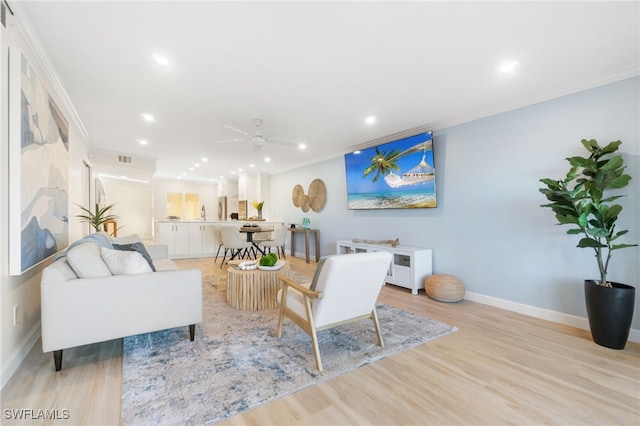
300;195;310;212
292;184;304;207
308;179;327;212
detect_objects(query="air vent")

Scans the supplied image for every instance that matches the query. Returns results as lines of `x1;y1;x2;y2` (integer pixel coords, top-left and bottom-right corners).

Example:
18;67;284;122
118;155;132;164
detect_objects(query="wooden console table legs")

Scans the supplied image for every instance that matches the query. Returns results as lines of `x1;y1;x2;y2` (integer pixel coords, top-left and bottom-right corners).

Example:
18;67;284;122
289;228;320;263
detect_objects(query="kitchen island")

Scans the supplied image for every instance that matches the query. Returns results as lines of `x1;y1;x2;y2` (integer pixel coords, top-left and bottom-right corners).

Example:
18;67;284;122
155;220;283;259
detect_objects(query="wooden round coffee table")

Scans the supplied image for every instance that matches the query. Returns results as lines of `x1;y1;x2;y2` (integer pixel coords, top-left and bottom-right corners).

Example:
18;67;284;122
226;260;289;310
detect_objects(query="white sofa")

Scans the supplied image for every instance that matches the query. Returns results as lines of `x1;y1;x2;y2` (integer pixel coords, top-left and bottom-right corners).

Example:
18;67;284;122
41;234;202;371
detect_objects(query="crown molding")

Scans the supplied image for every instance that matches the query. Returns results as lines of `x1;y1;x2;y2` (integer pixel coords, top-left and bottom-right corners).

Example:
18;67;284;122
7;1;88;139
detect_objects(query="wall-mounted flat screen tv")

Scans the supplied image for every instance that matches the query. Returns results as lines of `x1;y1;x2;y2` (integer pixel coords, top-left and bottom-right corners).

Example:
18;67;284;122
344;130;436;209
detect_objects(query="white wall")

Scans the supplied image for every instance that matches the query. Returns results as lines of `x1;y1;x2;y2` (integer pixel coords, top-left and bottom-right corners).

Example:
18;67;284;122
102;178;153;240
0;17;91;387
152;180;219;225
270;77;640;335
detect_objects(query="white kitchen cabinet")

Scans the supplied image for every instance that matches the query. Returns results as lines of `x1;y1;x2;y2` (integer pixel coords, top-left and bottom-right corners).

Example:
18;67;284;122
336;240;432;295
188;222;217;256
156;220;280;259
156;222;190;257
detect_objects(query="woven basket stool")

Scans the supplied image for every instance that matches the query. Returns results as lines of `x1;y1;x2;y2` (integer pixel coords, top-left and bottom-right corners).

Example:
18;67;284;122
425;274;465;302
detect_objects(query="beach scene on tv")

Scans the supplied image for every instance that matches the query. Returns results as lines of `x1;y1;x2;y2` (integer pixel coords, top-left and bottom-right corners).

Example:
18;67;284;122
344;131;436;209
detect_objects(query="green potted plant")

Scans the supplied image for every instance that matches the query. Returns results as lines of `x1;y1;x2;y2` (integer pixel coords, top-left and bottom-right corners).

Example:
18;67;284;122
76;203;119;234
539;139;637;349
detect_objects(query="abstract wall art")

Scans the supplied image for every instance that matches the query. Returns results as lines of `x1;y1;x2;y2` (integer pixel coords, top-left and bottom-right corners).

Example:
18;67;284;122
9;48;69;275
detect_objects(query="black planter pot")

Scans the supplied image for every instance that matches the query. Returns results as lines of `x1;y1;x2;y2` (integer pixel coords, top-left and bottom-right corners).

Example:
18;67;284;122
584;280;635;349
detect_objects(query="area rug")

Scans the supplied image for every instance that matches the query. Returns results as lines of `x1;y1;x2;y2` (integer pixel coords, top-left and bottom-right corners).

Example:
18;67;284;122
121;274;457;425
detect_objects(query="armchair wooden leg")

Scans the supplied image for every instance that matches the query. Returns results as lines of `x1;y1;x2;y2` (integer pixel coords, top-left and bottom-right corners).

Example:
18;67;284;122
53;350;63;371
276;307;285;338
276;287;288;338
310;326;323;372
303;296;323;371
189;324;195;341
371;308;384;347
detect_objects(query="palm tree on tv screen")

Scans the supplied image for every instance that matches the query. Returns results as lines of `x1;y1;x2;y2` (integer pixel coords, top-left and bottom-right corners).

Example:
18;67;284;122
363;140;433;183
362;147;402;183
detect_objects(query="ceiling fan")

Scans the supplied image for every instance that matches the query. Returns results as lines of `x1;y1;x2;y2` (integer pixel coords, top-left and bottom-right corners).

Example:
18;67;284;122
212;119;298;151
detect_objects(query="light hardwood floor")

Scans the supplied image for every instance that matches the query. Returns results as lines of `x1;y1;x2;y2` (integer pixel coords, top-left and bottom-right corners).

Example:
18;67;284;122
2;256;639;425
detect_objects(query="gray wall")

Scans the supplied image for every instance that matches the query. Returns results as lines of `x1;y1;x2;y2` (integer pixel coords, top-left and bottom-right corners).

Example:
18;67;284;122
270;77;640;330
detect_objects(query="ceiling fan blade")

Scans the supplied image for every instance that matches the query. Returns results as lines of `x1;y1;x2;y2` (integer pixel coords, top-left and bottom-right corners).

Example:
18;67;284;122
223;125;249;136
211;138;246;144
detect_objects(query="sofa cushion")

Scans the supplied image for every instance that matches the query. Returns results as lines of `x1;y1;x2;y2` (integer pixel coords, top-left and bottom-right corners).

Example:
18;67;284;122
152;258;180;272
113;242;156;272
41;258;78;285
100;247;153;275
111;234;142;245
66;242;112;278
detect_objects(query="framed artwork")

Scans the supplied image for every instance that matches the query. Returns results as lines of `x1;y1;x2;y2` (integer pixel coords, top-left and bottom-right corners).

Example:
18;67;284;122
95;177;105;207
9;48;69;275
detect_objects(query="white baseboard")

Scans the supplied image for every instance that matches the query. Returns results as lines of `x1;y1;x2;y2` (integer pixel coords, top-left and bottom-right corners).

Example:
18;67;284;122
464;292;639;343
1;321;41;390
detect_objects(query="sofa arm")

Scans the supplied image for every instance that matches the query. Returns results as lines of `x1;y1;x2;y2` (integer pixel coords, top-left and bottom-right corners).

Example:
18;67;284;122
146;244;169;259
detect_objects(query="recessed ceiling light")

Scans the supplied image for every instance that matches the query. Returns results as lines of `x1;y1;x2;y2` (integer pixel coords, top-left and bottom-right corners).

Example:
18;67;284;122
264;157;271;163
152;53;169;66
249;164;255;168
189;167;194;171
202;158;208;162
194;163;200;167
499;60;519;73
138;139;148;145
365;116;376;124
141;113;155;122
298;143;307;150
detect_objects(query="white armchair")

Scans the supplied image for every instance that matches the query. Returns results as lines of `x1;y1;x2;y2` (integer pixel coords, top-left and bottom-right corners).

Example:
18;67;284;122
276;251;392;371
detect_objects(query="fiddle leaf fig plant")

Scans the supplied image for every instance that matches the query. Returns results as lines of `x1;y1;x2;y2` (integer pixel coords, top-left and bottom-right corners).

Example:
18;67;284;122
539;139;636;287
76;203;119;233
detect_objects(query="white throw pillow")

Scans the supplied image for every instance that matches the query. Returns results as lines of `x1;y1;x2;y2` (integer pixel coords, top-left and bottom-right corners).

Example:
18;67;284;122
66;242;112;278
100;247;152;275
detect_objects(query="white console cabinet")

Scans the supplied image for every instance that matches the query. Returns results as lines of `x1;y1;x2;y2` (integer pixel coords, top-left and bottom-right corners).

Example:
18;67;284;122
336;240;432;295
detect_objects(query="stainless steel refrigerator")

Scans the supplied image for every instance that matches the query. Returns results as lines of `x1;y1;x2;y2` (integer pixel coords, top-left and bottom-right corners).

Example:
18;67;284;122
218;196;227;221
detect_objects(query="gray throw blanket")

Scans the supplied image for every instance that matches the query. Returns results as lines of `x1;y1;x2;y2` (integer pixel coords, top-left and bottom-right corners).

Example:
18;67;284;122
54;233;114;260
